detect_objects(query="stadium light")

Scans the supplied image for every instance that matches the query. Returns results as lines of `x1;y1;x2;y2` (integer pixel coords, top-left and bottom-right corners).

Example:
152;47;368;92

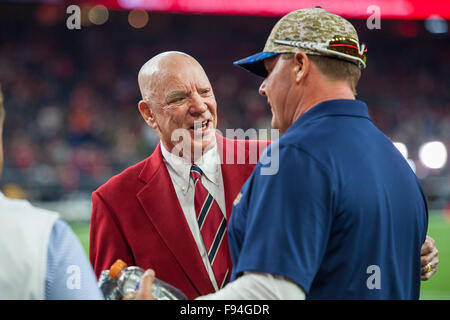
88;5;109;25
424;15;448;34
393;142;408;159
419;141;448;169
118;0;147;10
128;9;149;29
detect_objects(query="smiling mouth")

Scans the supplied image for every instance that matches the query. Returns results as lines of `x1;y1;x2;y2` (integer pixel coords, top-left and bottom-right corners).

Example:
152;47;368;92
190;120;211;132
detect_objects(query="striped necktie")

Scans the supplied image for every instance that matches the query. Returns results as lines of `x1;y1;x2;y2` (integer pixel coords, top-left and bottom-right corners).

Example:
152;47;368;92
190;164;230;289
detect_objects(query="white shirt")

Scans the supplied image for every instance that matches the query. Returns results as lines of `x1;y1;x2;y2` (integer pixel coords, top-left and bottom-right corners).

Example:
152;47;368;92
160;143;225;291
196;272;305;300
0;192;58;299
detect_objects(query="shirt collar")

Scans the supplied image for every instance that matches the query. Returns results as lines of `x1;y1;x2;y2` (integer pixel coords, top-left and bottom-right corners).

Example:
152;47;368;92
289;99;370;132
194;145;221;185
160;142;221;194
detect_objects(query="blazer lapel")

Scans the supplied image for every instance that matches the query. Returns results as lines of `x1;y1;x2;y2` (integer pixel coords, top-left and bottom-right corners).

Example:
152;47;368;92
216;134;257;272
216;134;256;221
136;143;215;295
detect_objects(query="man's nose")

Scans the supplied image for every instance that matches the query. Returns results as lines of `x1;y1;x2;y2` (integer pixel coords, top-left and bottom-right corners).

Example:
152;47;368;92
259;80;267;97
189;93;208;114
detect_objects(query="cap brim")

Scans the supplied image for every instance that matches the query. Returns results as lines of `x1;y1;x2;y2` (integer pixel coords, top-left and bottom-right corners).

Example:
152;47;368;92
233;52;279;77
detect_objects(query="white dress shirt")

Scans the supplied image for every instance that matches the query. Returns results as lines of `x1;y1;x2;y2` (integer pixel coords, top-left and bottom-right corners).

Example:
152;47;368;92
196;272;305;300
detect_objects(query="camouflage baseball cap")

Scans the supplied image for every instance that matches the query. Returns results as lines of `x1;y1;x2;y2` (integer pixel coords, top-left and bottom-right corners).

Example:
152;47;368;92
233;7;367;77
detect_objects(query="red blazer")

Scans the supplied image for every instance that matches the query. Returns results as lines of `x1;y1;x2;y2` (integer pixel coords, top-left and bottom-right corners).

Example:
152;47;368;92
89;134;269;299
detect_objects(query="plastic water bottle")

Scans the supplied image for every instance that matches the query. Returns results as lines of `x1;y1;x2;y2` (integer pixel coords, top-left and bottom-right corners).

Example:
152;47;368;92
98;270;122;300
99;259;187;300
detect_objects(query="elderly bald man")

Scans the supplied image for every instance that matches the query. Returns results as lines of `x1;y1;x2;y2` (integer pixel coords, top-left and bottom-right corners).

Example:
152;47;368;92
89;52;266;299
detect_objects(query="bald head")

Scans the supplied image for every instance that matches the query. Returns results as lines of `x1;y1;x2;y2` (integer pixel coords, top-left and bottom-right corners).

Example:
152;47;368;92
138;51;204;101
137;51;218;159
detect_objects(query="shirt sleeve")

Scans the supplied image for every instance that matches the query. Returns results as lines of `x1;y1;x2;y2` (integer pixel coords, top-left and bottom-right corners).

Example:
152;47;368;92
195;272;306;300
230;145;336;294
45;219;104;300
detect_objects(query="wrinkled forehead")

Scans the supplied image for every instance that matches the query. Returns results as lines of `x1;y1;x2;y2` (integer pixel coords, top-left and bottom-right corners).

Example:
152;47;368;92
159;61;212;94
139;53;213;104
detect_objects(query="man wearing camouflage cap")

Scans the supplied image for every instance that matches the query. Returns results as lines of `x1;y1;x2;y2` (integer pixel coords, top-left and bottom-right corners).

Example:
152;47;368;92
224;7;429;299
142;8;435;300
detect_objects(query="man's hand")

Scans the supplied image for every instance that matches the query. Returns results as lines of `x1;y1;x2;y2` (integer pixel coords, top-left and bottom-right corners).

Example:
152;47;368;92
135;269;156;300
421;235;439;281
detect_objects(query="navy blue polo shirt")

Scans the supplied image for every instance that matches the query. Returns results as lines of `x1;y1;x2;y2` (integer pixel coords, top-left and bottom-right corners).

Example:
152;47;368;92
228;99;428;299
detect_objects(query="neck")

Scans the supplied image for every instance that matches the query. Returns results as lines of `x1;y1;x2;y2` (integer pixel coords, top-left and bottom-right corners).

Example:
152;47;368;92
291;80;355;128
162;140;216;164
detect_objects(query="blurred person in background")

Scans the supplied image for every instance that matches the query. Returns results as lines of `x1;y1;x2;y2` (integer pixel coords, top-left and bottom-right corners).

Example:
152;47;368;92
0;84;102;299
89;51;267;299
0;85;155;300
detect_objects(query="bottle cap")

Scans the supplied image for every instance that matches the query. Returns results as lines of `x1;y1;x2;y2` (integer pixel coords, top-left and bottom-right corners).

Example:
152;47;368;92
109;259;127;279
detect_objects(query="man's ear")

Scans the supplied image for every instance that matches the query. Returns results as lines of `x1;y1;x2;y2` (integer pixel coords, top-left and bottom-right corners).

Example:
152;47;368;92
293;51;310;83
138;100;157;129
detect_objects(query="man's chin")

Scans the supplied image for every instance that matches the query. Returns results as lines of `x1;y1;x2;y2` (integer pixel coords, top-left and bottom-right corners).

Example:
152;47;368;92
193;139;216;153
190;132;214;154
271;119;278;130
170;127;216;161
